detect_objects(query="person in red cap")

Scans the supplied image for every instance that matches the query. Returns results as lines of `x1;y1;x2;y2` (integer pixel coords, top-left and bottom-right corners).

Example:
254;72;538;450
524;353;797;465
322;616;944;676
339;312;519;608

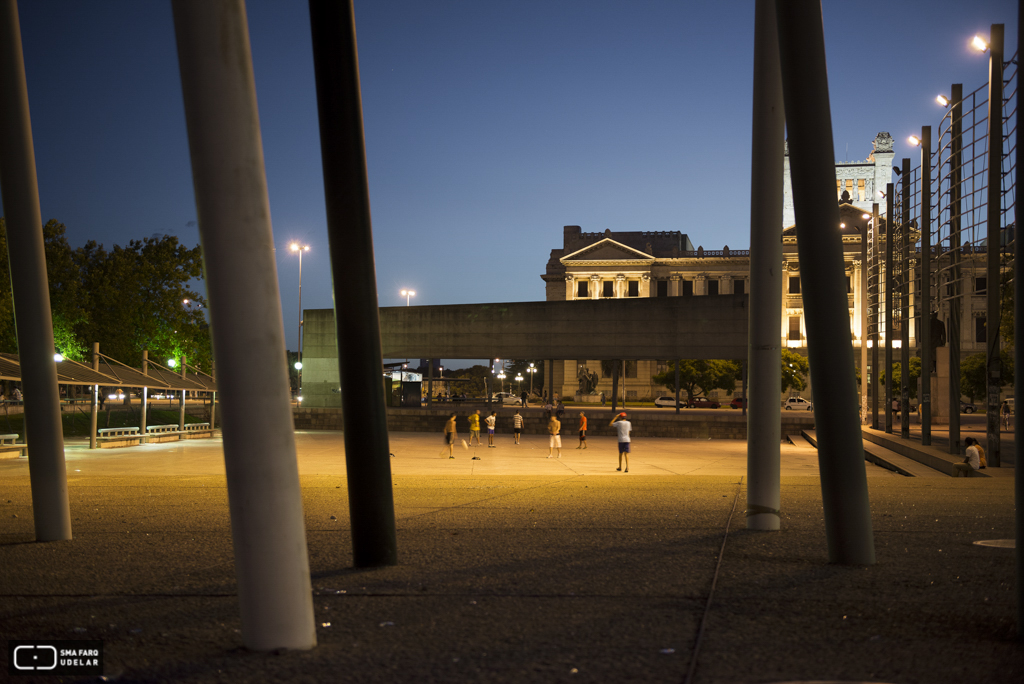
609;412;631;472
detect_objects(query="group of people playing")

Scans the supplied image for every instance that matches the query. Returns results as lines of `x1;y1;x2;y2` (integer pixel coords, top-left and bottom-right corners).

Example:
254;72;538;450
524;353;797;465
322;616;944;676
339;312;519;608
442;408;633;472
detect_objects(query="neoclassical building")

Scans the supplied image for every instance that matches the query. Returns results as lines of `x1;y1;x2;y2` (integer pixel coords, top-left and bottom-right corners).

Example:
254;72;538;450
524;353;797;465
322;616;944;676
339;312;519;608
539;133;997;403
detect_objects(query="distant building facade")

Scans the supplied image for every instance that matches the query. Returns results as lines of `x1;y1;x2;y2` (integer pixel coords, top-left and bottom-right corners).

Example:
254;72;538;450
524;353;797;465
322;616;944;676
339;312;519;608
540;133;996;403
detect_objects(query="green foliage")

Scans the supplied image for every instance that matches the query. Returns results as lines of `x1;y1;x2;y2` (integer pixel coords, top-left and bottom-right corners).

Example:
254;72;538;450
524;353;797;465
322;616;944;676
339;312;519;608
878;357;922;400
0;218;210;371
781;349;809;393
959;351;1014;402
651;359;741;403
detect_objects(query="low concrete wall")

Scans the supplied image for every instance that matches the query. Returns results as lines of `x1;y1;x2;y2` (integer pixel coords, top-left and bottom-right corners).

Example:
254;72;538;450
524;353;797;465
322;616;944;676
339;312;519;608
294;406;814;440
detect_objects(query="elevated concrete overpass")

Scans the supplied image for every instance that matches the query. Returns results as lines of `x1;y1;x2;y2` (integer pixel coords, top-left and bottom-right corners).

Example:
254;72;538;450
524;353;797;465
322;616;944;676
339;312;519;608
302;296;748;406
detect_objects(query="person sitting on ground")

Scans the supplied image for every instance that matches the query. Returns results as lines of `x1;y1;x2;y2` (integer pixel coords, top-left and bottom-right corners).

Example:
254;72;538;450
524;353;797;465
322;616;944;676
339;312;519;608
954;437;983;476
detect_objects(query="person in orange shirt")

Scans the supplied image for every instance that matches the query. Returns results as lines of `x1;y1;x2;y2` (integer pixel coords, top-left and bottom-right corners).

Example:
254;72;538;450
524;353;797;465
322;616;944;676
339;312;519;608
576;411;588;449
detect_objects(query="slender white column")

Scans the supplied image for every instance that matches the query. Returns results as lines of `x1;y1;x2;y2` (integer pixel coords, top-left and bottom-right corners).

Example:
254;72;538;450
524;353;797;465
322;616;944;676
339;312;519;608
172;0;315;651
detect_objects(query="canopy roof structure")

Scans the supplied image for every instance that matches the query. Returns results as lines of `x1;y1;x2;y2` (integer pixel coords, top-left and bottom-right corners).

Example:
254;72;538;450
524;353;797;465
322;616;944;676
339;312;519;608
0;353;217;391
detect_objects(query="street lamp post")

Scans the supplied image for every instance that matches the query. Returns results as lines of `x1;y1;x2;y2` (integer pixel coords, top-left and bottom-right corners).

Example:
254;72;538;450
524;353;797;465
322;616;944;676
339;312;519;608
515;374;523;393
497;371;506;394
289;242;310;396
400;289;415;306
527;363;536;395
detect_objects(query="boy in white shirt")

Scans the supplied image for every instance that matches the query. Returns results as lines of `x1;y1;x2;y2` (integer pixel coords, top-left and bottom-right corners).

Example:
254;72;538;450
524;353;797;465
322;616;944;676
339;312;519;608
610;412;632;473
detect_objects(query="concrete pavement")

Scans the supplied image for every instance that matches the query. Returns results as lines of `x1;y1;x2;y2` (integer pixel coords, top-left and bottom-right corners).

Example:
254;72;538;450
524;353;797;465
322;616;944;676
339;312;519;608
1;431;1020;683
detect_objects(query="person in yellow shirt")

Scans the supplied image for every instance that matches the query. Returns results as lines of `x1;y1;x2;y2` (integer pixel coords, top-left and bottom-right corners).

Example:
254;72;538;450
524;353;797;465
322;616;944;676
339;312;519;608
467;409;482;447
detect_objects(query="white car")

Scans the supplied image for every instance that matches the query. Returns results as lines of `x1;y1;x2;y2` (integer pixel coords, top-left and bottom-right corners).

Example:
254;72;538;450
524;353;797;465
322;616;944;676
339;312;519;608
784;397;813;411
654;396;684;408
491;392;522;405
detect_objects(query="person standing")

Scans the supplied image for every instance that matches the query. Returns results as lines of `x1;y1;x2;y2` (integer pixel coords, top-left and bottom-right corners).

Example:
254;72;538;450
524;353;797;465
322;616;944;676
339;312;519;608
521;390;528;408
576;411;588;449
610;412;631;473
512;410;524;444
546;412;562;459
485;410;497;449
444;412;458;459
468;409;482;447
1001;400;1011;430
891;398;899;420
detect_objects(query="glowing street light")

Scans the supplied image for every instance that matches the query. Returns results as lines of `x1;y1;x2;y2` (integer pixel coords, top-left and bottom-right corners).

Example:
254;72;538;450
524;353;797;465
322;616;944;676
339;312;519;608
167;358;177;368
907;135;921;147
289;242;310;395
527;362;537;395
53;353;63;363
972;34;989;52
936;94;950;107
497;370;506;393
400;289;416;306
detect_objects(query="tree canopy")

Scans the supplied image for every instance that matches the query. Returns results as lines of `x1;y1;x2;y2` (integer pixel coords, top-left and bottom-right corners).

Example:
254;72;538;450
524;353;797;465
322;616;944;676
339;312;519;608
959;351;1014;402
878;357;922;400
651;359;741;403
781;348;809;393
0;218;210;370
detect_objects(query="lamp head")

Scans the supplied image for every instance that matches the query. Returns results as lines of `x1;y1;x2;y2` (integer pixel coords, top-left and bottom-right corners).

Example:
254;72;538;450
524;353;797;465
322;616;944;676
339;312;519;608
936;94;949;107
908;135;921;147
972;35;989;52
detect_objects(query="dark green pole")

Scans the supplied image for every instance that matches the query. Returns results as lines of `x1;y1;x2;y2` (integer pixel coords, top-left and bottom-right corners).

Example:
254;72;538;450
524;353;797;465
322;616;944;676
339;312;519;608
901;158;910;440
985;24;1004;467
885;184;895;435
1014;0;1022;638
920;127;932;446
775;0;874;565
949;84;963;456
308;0;397;567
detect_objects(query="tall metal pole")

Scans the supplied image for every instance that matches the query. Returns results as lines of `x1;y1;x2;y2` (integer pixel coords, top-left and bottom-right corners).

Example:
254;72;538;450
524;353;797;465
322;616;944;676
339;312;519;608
308;0;397;567
747;0;783;532
870;203;880;429
90;343;99;450
775;0;874;565
178;355;187;432
886;184;895;434
920;126;932;445
901;158;911;439
1015;0;1023;637
209;358;216;431
860;218;868;423
674;359;680;415
140;350;148;440
172;0;316;650
985;23;1004;467
0;0;70;541
949;84;963;455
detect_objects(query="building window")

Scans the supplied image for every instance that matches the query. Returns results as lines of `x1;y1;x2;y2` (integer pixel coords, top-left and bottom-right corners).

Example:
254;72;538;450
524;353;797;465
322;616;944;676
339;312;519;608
976;317;987;343
789;277;800;294
627;280;639;297
657;280;668;297
626;390;638;398
789;316;801;341
975;276;987;294
602;280;614;298
734;280;745;295
707;280;719;296
683;280;693;297
576;280;588;298
857;178;866;202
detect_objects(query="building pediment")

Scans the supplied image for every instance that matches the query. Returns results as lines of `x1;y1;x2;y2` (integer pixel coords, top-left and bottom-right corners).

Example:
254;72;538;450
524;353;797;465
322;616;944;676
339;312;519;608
560;238;654;263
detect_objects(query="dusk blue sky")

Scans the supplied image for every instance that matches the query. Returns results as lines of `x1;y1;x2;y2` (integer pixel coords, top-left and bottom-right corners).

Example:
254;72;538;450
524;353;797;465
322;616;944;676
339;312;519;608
0;0;1018;356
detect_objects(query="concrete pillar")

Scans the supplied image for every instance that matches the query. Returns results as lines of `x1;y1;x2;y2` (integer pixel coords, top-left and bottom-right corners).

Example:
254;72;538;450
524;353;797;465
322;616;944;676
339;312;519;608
746;0;784;531
590;275;600;300
640;274;651;297
669;275;680;297
776;0;875;565
0;0;71;541
172;0;315;650
565;275;575;301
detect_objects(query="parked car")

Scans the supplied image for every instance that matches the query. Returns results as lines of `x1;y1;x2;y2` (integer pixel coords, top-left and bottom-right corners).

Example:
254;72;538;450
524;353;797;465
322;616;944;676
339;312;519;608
784;397;814;411
730;397;747;409
491;392;522;405
654;396;684;408
686;397;720;409
960;401;975;414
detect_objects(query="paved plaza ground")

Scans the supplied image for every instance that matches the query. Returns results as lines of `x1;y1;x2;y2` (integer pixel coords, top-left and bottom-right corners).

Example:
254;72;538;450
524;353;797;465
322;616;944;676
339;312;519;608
1;430;1021;683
